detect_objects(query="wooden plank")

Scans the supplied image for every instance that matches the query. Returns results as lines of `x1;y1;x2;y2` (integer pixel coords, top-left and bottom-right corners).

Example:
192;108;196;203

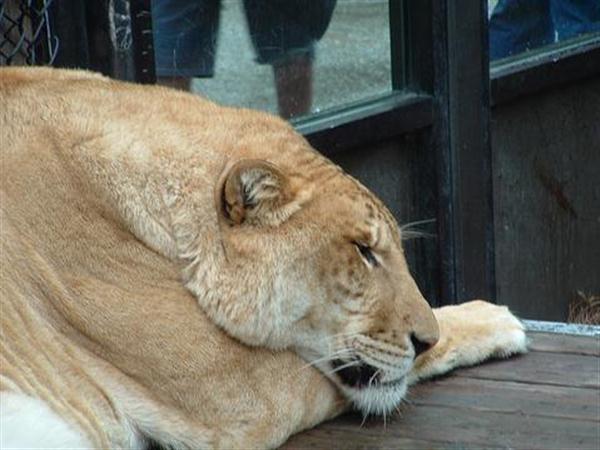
283;428;456;450
286;404;599;450
406;376;599;421
455;351;599;389
391;404;598;449
528;332;599;356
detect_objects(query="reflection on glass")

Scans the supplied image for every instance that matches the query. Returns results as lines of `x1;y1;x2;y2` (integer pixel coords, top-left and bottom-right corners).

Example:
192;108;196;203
152;0;391;120
489;0;600;61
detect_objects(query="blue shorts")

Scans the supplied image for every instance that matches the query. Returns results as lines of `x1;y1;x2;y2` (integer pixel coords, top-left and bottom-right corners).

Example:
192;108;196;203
152;0;336;77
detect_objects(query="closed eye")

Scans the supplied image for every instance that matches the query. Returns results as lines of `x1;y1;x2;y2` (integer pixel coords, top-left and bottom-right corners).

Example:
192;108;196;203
354;242;379;267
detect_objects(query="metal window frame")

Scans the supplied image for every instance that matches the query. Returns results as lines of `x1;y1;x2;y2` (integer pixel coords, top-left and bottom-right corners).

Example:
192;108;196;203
294;93;433;156
491;33;600;106
130;0;155;84
430;0;496;304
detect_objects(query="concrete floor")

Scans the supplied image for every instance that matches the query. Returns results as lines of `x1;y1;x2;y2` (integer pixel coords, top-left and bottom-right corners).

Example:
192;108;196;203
192;0;392;118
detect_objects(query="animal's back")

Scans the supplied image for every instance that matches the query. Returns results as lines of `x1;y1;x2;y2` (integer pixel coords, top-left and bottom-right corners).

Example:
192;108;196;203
0;66;341;449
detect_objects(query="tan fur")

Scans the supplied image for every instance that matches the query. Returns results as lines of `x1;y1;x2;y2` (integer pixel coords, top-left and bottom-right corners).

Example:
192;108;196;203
0;67;526;449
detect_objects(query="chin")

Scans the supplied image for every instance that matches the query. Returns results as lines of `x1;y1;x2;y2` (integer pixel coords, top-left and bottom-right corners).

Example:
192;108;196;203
341;378;408;416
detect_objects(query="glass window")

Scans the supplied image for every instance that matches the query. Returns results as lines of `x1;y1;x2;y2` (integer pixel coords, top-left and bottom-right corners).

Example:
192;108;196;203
151;0;392;120
488;0;600;62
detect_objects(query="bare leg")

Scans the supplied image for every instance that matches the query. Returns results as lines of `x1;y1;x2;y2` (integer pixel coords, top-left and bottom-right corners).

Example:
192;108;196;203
273;54;313;119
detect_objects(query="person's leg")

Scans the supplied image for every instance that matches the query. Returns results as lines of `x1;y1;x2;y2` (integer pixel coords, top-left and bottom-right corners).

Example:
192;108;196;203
489;0;553;60
273;54;313;120
151;0;220;91
551;0;600;41
243;0;336;118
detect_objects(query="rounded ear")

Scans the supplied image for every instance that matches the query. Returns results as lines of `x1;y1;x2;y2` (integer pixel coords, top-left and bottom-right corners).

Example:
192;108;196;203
221;159;302;226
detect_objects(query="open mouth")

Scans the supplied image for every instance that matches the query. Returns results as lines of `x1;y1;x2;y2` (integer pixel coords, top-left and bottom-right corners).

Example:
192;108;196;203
331;358;404;389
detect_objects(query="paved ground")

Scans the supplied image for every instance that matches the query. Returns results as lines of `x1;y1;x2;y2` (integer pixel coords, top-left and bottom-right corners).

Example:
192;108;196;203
193;0;392;117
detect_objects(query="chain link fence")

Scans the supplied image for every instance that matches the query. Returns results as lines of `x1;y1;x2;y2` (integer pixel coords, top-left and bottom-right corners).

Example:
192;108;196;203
0;0;58;66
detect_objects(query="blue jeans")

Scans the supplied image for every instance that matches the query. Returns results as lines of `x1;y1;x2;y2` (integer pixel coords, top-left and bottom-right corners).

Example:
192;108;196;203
490;0;600;60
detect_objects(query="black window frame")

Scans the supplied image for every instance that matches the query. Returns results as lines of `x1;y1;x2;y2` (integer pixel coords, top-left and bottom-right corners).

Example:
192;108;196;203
491;32;600;106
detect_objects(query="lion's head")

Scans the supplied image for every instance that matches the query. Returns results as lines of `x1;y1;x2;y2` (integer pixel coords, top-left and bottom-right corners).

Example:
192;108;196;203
178;122;440;416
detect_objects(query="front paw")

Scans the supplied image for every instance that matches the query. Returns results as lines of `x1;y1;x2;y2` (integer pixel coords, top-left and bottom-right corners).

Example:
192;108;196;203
409;300;527;384
438;300;527;359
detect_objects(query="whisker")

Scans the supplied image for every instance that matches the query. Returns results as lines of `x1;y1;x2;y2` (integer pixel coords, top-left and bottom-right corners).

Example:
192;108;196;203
324;359;361;376
399;218;436;231
395;397;409;417
367;369;381;390
399;218;437;240
299;348;354;371
356;354;409;371
401;230;435;240
360;412;369;428
402;390;416;405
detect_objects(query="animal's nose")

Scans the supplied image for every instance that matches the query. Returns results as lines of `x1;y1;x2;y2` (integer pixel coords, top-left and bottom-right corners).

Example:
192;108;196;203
330;358;380;389
410;332;435;359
